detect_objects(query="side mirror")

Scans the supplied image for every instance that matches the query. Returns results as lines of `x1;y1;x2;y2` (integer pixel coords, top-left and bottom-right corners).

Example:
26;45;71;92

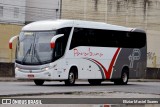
50;34;64;48
9;35;18;49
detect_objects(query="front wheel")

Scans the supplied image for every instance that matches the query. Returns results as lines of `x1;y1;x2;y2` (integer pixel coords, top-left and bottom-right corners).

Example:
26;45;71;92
65;70;76;86
34;80;45;86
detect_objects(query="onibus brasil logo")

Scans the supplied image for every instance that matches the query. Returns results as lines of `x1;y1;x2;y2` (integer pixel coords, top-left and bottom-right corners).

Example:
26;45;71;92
1;99;42;104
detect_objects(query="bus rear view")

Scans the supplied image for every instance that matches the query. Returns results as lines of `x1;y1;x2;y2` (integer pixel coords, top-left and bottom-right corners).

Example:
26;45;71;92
9;20;147;86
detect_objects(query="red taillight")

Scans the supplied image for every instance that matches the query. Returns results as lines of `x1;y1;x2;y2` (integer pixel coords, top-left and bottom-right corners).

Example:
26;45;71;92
50;42;55;48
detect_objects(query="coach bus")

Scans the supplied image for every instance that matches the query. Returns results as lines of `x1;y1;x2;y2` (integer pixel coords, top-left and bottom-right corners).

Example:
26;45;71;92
9;20;147;86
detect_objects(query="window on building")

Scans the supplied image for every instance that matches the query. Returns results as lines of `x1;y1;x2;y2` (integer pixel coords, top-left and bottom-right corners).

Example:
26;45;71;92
0;6;3;17
14;7;19;18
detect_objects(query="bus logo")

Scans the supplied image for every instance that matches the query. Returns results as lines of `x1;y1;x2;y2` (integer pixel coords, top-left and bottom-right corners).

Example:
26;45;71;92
129;49;141;68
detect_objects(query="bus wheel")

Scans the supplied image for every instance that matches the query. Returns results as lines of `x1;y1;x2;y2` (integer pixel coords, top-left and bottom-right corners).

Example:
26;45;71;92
65;70;76;86
34;80;44;86
121;70;129;85
88;79;102;85
114;69;129;85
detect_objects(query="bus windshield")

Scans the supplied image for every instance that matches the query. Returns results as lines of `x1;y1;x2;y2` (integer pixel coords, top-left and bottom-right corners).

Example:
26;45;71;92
16;31;56;65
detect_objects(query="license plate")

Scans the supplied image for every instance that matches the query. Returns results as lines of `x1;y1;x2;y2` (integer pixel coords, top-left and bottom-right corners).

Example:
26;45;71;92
28;74;34;78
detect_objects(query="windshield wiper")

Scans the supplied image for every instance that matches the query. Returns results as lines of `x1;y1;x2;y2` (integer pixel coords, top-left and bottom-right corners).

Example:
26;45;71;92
32;44;42;64
21;44;32;64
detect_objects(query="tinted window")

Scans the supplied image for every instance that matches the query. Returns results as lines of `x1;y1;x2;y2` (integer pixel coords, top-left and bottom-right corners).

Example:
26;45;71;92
70;28;146;49
126;32;146;48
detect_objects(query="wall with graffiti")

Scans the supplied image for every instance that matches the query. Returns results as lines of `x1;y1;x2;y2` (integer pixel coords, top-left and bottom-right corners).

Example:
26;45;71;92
147;52;156;67
147;51;160;68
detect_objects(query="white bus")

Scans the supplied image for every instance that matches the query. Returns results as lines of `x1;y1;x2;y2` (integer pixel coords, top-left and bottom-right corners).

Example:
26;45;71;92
9;20;147;85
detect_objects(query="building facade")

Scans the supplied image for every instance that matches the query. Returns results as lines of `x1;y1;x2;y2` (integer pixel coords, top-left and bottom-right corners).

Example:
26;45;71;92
25;0;60;23
0;0;26;24
0;0;26;76
0;0;26;63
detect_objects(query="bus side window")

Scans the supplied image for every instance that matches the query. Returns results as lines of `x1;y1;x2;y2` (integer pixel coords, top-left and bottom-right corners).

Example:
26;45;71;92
70;28;82;49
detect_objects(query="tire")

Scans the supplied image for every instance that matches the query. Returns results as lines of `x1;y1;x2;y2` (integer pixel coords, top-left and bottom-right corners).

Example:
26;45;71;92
88;79;102;85
34;80;44;86
65;69;76;86
114;69;129;85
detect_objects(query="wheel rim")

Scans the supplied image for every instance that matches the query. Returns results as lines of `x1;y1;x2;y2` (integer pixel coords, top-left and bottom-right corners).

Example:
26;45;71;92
122;72;128;83
69;72;75;84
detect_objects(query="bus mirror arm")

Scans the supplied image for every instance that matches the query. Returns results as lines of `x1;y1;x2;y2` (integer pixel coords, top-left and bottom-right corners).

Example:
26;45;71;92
9;35;18;49
50;34;64;48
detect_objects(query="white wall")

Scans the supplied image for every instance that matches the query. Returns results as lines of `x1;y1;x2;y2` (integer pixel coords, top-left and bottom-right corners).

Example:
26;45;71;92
0;0;60;23
0;0;26;24
26;0;60;22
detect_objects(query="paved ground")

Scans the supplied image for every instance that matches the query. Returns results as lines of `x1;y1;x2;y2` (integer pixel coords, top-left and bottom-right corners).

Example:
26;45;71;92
0;81;160;98
0;80;160;107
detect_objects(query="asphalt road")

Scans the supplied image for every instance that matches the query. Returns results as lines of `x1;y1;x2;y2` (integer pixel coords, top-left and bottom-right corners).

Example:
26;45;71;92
0;81;160;98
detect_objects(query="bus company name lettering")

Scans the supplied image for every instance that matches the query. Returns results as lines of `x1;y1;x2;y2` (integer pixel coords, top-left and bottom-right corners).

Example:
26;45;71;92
73;48;103;57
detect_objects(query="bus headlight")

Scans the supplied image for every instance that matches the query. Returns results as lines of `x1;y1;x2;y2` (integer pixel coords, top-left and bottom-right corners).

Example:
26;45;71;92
45;67;49;71
41;67;49;71
15;67;19;71
41;64;53;71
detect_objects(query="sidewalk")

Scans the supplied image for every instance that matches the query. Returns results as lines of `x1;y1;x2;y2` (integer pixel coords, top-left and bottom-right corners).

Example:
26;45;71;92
0;77;159;82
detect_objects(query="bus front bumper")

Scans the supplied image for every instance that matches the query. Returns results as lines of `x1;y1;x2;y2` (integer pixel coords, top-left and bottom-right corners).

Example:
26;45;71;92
15;68;53;80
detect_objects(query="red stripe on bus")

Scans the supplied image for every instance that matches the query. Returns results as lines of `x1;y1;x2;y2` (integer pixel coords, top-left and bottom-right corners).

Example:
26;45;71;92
107;48;121;79
91;48;120;79
91;59;108;79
